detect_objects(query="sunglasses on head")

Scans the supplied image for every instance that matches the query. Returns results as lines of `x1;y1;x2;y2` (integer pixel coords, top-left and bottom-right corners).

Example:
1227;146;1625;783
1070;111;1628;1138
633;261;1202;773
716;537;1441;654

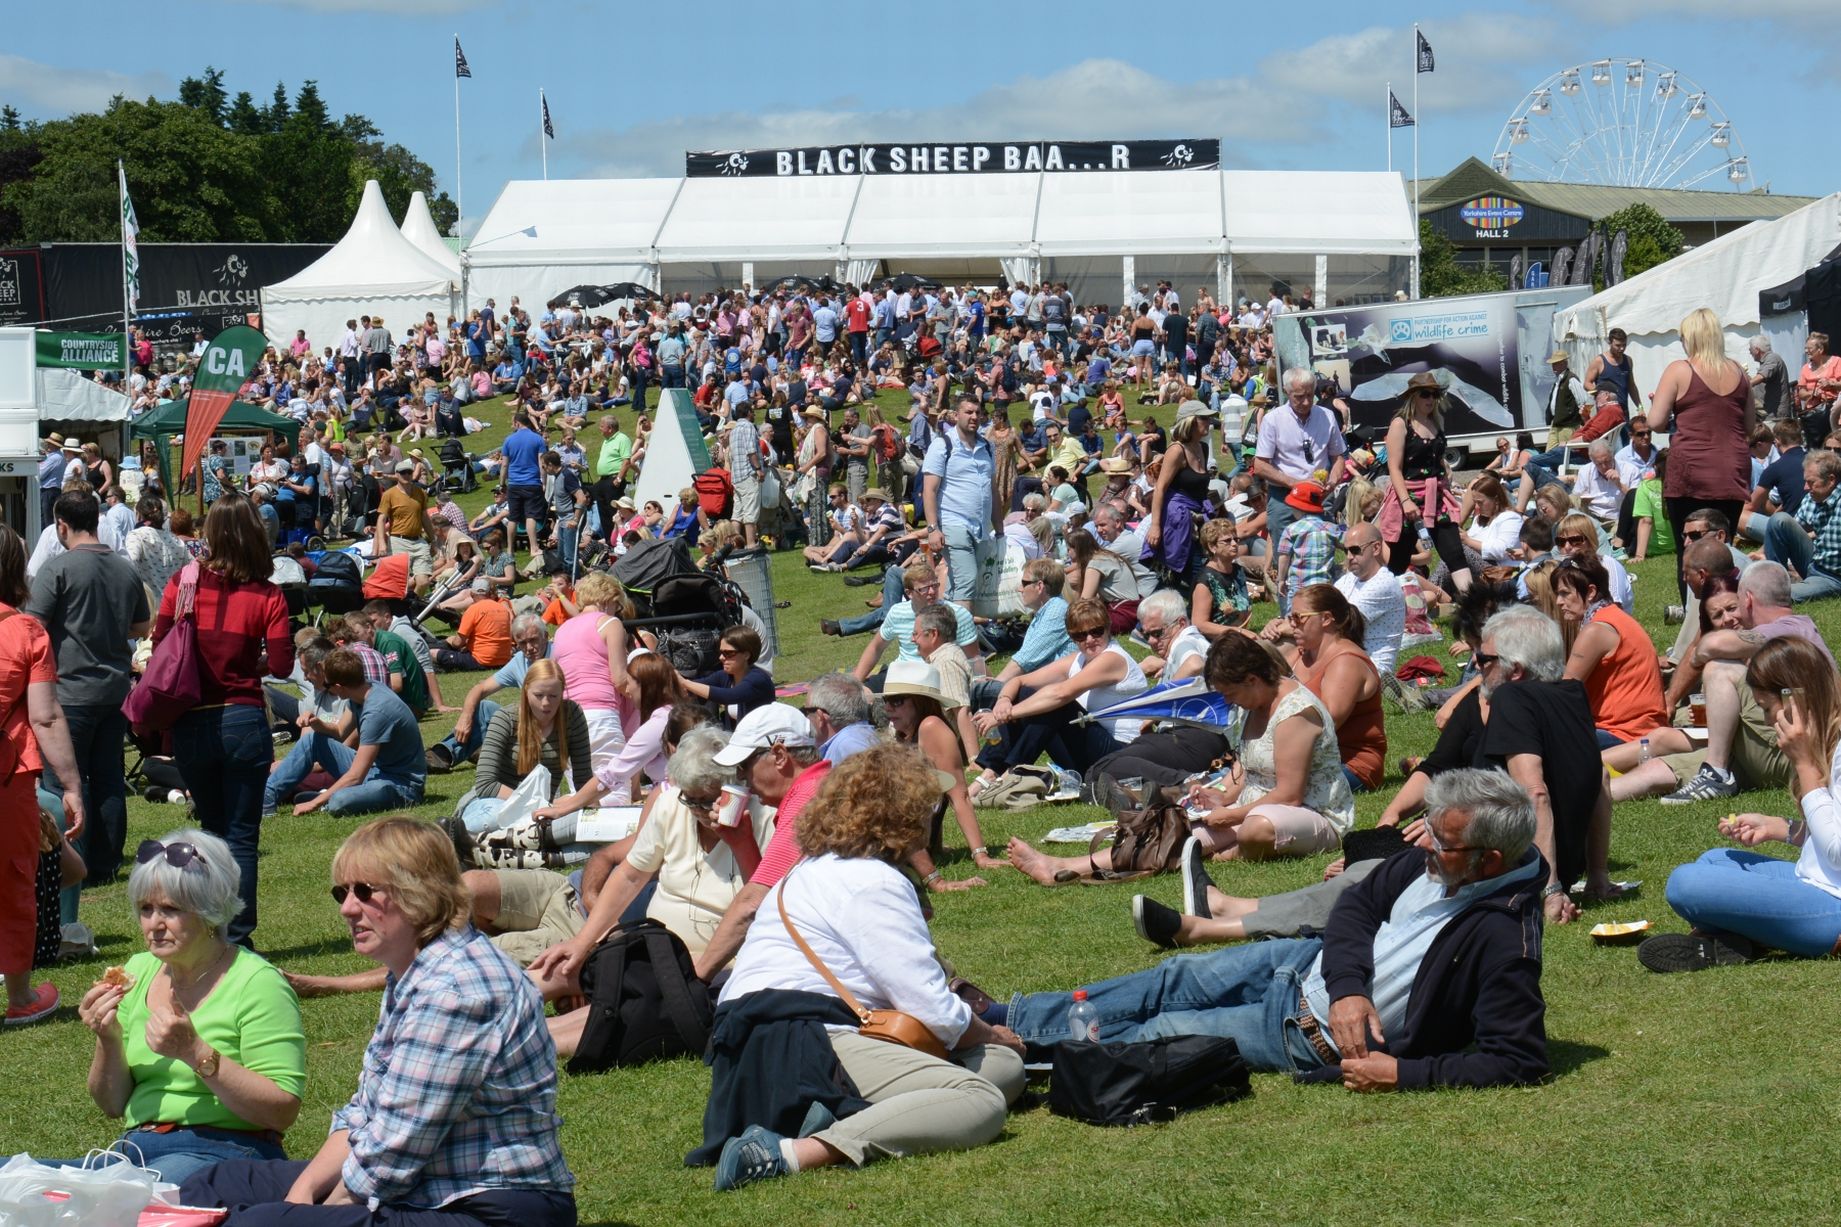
330;882;384;906
137;840;206;871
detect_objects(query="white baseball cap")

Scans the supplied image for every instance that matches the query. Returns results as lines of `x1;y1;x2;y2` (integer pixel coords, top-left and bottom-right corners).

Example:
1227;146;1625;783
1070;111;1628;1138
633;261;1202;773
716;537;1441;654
712;703;816;767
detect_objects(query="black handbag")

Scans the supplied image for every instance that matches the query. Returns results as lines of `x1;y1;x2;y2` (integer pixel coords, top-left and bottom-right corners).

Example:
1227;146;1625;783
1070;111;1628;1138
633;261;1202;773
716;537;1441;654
1049;1034;1250;1127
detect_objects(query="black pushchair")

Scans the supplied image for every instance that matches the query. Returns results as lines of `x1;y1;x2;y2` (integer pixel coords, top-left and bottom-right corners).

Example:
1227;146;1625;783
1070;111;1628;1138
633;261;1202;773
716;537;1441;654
437;438;478;495
613;538;748;676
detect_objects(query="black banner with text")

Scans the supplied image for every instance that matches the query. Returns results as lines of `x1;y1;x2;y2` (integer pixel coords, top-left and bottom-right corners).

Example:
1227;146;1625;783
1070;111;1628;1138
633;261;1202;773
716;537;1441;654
686;139;1219;178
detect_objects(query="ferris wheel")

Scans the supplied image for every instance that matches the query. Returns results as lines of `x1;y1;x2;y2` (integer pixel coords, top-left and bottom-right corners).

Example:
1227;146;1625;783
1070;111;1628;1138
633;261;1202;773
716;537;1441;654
1491;60;1753;191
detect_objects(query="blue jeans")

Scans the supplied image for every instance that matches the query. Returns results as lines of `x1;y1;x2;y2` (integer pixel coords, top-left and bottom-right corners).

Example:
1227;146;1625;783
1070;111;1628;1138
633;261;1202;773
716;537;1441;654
1665;847;1841;957
51;1125;288;1186
182;1160;576;1227
49;704;130;883
836;565;908;635
174;705;275;947
263;731;421;817
1762;511;1841;602
941;519;982;604
974;691;1122;778
434;699;502;764
462;796;508;834
1006;937;1330;1074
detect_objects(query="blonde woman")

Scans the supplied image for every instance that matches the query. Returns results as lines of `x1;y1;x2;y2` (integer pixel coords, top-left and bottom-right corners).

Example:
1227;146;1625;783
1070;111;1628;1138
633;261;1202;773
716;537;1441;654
458;659;594;833
1645;307;1752;596
551;571;634;773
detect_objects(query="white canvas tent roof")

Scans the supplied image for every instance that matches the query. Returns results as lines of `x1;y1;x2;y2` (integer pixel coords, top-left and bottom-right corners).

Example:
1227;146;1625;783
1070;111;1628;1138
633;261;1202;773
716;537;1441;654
1555;191;1841;374
261;180;459;349
461;168;1415;308
400;190;460;275
37;366;129;422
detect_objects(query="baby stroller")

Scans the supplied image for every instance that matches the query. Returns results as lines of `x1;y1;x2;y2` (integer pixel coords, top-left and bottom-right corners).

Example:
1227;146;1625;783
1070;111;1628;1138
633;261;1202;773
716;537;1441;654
269;553;311;623
614;538;748;676
305;548;366;621
437;438;478;495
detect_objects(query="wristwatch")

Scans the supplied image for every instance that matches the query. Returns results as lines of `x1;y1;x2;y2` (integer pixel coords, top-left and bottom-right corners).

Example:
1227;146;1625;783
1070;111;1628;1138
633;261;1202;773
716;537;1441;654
194;1046;221;1079
1541;882;1567;899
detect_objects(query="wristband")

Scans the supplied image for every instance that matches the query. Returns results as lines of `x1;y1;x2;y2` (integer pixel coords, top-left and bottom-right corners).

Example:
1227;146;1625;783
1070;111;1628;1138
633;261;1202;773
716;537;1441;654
970;846;987;859
1541;882;1567;899
923;870;943;886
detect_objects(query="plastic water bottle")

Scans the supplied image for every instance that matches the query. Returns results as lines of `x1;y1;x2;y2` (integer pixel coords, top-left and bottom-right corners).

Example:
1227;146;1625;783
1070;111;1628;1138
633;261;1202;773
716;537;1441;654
1068;990;1100;1043
1637;738;1651;764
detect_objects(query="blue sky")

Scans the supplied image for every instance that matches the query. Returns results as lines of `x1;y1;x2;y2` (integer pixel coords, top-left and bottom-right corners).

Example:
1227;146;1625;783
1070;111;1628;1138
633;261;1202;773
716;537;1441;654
3;0;1832;235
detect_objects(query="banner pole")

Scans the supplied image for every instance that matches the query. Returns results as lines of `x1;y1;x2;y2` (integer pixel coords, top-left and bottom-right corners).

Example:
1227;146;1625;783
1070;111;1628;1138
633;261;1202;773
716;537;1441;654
540;91;548;180
453;35;463;230
118;160;131;407
1412;26;1422;298
1386;82;1392;173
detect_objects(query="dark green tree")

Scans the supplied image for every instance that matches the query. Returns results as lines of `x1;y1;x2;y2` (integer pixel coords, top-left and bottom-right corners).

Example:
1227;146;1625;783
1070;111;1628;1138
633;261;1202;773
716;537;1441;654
1;105;21;132
226;90;263;135
261;82;290;132
1418;221;1507;298
177;67;228;125
293;81;331;132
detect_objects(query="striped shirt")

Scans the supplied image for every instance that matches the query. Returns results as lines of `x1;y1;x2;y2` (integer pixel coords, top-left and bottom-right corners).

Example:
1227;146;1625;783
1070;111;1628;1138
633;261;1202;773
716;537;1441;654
332;925;573;1208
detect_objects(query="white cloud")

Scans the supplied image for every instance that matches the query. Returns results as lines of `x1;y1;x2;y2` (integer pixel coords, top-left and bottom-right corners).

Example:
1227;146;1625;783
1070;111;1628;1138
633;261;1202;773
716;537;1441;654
1261;16;1562;113
570;58;1328;178
1556;0;1830;18
0;53;168;116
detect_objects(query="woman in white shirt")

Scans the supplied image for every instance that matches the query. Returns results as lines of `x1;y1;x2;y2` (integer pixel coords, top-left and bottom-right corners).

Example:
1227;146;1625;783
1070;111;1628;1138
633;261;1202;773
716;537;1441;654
1458;472;1524;568
1643;638;1841;970
702;744;1025;1191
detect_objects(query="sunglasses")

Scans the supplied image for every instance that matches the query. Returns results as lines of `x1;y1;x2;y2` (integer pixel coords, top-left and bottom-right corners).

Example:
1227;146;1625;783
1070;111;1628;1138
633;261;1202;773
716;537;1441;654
1556;534;1589;547
682;793;721;814
1069;626;1109;641
1682;528;1708;541
330;882;385;906
1631;431;1651;439
137;840;206;871
1472;651;1501;669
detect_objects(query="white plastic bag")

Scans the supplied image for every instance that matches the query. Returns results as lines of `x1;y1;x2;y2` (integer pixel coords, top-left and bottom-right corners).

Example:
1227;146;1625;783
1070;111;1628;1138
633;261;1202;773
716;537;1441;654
0;1152;158;1227
489;763;553;832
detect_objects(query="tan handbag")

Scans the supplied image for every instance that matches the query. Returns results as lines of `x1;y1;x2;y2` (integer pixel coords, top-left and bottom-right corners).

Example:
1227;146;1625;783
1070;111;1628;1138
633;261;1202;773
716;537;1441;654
777;876;951;1062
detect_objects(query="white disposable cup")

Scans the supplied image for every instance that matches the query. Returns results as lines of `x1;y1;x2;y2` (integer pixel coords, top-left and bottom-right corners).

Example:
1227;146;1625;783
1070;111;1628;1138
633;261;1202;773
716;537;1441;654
716;784;750;828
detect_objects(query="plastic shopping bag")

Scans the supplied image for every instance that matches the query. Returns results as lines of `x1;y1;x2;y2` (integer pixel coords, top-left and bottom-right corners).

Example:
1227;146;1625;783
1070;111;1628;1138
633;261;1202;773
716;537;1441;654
0;1152;158;1227
490;763;553;832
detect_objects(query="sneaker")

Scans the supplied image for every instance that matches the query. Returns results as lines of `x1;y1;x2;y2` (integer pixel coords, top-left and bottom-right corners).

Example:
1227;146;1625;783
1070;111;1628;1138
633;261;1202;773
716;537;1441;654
819;620;842;637
1637;932;1756;973
440;815;473;863
1133;895;1182;949
1180;835;1213;920
842;575;876;587
713;1125;791;1192
3;982;58;1027
425;744;454;774
1660;764;1738;805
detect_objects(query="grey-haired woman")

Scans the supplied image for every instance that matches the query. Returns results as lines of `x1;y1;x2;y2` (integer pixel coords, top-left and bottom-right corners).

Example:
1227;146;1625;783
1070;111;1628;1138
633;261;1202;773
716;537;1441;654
74;828;305;1184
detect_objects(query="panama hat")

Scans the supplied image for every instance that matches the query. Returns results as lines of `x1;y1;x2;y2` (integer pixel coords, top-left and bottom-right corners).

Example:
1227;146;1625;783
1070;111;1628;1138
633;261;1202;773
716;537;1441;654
881;659;947;704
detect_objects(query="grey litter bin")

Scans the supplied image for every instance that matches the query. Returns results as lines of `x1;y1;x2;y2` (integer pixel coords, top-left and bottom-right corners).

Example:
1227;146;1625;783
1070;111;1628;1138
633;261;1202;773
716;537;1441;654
722;546;778;661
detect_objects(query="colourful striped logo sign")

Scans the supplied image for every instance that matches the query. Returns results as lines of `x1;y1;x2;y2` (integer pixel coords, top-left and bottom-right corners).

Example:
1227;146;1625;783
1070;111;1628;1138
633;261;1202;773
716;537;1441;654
1459;196;1525;228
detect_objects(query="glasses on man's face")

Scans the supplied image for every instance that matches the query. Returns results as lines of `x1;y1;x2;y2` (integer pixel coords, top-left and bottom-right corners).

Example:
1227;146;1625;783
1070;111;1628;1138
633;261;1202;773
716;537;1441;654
1682;528;1708;542
1472;651;1501;670
1426;831;1485;856
1631;431;1651;439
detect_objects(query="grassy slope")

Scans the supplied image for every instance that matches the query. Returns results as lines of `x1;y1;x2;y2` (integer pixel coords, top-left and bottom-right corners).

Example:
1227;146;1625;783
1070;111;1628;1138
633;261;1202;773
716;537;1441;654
6;389;1840;1225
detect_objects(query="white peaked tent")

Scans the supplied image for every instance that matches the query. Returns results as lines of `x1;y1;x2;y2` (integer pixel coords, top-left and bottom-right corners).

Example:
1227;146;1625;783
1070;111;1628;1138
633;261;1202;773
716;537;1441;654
1555;192;1841;376
400;191;461;276
36;366;129;423
633;389;711;516
260;180;460;349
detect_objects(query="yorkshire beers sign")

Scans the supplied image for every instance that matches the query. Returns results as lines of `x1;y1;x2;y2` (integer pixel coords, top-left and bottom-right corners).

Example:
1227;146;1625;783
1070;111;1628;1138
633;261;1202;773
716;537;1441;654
686;139;1220;178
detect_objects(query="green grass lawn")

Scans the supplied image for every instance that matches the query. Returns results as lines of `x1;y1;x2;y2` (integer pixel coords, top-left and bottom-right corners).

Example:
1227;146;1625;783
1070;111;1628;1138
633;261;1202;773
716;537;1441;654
7;389;1841;1224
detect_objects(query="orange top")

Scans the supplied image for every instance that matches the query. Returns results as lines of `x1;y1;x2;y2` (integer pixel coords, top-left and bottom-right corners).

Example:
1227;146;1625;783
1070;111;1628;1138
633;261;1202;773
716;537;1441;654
1583;604;1667;743
1298;644;1385;790
457;598;514;668
0;608;56;776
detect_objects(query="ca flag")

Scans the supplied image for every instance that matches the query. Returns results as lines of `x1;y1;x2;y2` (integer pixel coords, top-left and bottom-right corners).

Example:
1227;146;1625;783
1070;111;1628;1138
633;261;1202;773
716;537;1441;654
1389;91;1415;128
454;37;471;78
542;91;554;139
119;162;140;311
1417;30;1435;73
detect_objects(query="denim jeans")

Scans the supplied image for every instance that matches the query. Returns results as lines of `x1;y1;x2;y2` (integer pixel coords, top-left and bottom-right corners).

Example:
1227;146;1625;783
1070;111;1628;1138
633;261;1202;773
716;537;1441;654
263;731;421;817
1665;847;1841;957
1006;937;1330;1074
836;565;908;636
974;690;1122;778
53;1125;288;1186
1762;511;1841;602
49;704;130;883
434;699;502;764
174;705;275;947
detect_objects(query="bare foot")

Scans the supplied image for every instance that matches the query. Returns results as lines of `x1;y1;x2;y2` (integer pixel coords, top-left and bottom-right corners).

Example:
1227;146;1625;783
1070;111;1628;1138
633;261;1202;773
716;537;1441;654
1006;837;1061;886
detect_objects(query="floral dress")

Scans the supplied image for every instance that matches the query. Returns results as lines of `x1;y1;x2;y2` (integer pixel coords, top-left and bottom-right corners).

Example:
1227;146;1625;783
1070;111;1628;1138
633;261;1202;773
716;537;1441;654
1238;684;1355;834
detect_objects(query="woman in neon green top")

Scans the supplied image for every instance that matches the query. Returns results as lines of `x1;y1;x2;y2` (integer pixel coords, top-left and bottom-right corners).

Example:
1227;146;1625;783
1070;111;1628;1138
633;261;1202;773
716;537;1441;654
74;828;305;1184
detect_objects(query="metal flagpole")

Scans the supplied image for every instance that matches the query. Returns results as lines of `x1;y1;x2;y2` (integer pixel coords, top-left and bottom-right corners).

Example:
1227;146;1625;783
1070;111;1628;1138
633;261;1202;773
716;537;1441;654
540;90;548;180
118;161;131;401
1386;82;1392;172
453;37;463;228
1412;26;1422;297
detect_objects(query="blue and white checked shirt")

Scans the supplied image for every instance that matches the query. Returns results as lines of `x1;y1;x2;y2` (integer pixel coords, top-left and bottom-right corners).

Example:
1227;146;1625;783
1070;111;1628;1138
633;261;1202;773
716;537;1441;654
332;925;573;1209
1794;486;1841;577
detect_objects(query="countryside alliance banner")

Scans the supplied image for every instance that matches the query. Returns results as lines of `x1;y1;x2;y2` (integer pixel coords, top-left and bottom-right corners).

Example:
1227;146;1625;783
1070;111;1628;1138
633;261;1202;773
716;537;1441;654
686;139;1220;178
35;331;125;370
179;324;269;482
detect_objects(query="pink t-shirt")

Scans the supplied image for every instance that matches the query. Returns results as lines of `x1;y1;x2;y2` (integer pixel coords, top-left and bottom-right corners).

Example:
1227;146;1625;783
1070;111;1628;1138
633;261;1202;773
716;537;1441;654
750;760;832;888
553;611;621;711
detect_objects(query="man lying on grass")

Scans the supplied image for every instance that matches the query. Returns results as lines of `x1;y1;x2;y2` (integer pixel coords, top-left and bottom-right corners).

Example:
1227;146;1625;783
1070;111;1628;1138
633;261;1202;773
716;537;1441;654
968;767;1550;1091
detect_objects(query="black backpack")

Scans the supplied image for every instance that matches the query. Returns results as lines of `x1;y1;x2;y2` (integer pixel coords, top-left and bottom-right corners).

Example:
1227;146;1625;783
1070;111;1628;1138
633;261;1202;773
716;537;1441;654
567;920;714;1073
1049;1035;1250;1126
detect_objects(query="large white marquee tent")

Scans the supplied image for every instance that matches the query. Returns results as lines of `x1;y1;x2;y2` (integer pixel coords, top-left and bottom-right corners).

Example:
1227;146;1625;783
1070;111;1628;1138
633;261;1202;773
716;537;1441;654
463;169;1416;312
1555;190;1841;376
260;180;460;349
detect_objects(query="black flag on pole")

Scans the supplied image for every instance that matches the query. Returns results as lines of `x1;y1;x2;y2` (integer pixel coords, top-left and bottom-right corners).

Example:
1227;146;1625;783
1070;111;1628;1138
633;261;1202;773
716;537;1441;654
454;38;471;78
1389;92;1415;128
542;91;554;139
1417;30;1435;73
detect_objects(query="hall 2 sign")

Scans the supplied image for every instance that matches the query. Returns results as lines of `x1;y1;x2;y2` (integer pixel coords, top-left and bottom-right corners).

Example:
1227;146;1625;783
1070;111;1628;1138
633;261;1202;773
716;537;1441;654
1460;196;1525;240
686;139;1220;178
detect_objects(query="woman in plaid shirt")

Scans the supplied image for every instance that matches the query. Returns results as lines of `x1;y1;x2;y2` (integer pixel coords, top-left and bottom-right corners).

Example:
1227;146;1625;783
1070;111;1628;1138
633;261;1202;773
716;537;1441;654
180;817;576;1226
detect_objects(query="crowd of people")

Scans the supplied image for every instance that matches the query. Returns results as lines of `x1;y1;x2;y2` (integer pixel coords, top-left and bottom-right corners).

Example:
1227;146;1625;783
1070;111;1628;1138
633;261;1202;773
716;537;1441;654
5;279;1841;1221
